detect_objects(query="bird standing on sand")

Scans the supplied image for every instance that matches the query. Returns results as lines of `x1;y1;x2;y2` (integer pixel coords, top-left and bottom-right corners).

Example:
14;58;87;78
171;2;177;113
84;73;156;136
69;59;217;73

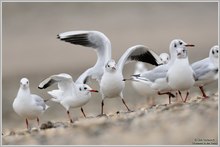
13;78;49;129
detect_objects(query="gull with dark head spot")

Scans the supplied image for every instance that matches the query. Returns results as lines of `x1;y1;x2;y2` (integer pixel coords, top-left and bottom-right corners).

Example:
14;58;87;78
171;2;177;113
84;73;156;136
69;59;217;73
38;73;98;123
166;40;195;102
191;45;219;98
13;78;49;129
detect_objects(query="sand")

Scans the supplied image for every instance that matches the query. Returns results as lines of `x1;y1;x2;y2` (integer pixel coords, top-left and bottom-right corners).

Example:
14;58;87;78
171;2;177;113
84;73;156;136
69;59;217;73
2;94;218;145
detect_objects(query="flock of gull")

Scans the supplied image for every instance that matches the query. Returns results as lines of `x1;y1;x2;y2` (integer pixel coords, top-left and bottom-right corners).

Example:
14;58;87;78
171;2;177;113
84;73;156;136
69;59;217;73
12;31;219;129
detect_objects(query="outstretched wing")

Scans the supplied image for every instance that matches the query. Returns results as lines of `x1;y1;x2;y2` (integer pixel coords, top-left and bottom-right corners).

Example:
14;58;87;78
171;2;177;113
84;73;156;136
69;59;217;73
58;31;112;84
117;45;163;72
38;73;74;90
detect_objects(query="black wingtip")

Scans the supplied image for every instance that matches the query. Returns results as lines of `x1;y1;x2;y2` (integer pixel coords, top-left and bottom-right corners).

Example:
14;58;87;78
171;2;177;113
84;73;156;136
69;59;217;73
38;86;44;89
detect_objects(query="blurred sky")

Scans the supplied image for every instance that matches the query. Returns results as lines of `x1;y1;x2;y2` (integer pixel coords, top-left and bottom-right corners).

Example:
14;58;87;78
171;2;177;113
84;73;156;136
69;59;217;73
2;2;218;128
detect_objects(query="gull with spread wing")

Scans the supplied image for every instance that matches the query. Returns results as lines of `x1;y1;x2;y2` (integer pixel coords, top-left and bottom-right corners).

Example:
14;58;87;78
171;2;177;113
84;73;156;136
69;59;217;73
38;73;98;123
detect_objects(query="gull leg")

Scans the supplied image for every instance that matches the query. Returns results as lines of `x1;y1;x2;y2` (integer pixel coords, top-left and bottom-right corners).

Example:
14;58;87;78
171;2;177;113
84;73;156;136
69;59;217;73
184;91;190;102
199;86;209;99
178;91;184;102
99;99;104;116
121;98;131;112
37;117;40;127
158;91;175;104
25;118;29;129
67;110;73;123
81;107;86;118
169;95;171;104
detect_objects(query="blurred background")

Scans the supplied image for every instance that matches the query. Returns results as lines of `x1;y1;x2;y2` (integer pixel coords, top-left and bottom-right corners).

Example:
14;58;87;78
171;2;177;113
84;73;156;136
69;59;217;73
2;1;218;137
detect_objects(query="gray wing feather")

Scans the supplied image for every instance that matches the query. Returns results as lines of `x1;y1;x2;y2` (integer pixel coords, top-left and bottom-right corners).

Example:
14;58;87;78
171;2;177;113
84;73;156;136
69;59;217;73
32;94;47;110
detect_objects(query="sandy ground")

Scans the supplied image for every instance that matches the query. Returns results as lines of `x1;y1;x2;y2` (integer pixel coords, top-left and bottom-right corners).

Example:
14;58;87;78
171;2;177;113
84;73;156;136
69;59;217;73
2;93;218;145
2;2;218;145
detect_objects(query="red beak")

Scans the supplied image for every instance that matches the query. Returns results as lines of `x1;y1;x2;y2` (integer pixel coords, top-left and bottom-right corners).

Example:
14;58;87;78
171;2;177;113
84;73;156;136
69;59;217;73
89;90;99;93
185;44;195;47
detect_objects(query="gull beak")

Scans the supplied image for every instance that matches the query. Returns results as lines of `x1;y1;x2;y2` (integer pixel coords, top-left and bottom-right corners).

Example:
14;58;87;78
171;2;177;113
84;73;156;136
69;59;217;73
185;44;195;47
89;90;99;93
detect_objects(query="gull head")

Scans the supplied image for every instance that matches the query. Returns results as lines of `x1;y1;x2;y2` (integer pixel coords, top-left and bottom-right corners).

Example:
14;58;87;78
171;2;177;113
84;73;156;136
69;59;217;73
210;45;219;59
20;78;29;89
170;39;194;59
105;59;117;72
159;53;170;64
76;84;98;97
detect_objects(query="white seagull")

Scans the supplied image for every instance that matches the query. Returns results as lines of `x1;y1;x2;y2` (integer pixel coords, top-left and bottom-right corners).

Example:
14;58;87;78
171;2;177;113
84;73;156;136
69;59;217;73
13;78;49;129
38;73;98;123
191;45;219;98
125;39;194;104
57;31;162;115
166;40;195;102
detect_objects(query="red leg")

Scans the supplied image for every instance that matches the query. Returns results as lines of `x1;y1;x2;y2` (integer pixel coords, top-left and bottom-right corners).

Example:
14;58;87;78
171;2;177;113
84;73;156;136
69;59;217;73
199;86;209;99
25;118;29;129
67;110;73;123
81;107;86;118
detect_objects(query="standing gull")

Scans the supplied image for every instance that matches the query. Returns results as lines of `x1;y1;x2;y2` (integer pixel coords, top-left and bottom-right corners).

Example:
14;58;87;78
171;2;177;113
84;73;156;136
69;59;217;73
38;73;98;123
99;45;162;115
191;45;219;98
13;78;49;129
166;41;195;102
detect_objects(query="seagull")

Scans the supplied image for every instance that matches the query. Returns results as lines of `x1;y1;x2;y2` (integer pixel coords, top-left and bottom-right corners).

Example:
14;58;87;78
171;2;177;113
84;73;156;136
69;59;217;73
191;45;219;98
131;53;170;106
166;40;195;102
99;45;162;115
38;73;98;123
125;39;194;104
57;31;162;115
13;78;49;129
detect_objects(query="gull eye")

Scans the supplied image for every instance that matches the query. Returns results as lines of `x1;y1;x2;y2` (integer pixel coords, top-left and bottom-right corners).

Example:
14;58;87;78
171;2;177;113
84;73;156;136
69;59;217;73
179;41;182;45
216;50;218;53
174;44;177;48
212;50;215;54
27;81;29;84
84;87;87;90
79;87;82;91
